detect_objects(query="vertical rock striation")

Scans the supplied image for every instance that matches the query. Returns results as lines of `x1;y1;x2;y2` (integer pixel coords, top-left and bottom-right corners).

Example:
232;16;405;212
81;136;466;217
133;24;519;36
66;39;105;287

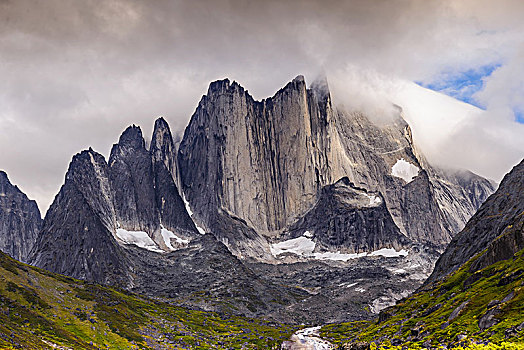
0;171;42;262
178;75;494;257
108;125;159;234
178;76;337;236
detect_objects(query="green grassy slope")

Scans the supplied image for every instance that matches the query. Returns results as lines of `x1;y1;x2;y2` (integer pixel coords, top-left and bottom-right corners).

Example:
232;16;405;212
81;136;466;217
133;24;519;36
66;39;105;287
320;246;524;348
0;252;297;349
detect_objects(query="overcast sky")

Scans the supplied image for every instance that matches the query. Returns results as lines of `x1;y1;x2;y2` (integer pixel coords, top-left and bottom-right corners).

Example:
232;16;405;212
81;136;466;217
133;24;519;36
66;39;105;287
1;0;524;213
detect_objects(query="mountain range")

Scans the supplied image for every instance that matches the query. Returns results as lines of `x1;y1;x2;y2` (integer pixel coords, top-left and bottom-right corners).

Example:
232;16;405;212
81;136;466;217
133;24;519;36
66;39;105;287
0;75;521;348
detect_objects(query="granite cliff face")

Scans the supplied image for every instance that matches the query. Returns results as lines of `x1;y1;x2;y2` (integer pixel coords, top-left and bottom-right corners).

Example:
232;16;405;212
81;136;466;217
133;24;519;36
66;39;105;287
179;76;336;237
178;76;494;259
427;158;524;284
0;171;42;262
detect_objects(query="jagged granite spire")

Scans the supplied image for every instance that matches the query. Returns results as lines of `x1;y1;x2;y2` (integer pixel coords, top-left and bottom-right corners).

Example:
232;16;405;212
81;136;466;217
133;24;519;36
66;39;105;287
30;149;132;286
108;124;159;234
0;171;42;262
150;117;199;239
30;118;201;283
28;143;295;317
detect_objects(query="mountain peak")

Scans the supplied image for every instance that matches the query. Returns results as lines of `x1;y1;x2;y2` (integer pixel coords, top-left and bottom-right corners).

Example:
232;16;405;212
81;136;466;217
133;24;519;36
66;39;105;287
207;78;231;95
0;170;8;183
293;75;305;83
0;169;42;262
153;117;169;131
67;149;107;181
151;117;175;164
118;125;145;149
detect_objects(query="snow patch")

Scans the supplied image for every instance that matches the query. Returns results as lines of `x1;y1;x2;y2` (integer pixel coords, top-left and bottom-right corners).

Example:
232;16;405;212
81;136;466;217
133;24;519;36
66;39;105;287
303;230;314;238
339;282;359;288
270;236;316;257
355;287;366;293
182;194;206;235
364;193;382;206
115;228;162;252
391;158;419;183
369;248;409;257
312;251;368;261
271;236;409;261
160;225;189;251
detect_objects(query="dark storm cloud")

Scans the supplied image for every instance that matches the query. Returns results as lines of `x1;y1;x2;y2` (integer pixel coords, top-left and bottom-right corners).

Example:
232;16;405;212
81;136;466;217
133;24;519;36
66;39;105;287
1;0;523;211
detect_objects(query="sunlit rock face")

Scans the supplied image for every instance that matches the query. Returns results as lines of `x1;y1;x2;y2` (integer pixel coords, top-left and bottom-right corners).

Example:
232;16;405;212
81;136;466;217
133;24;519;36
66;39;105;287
0;171;42;262
178;75;495;257
178;76;340;236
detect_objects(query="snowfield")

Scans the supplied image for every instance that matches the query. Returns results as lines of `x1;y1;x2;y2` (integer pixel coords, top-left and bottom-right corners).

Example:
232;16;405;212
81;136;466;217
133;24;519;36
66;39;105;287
391;158;420;183
364;192;382;206
115;228;163;252
270;236;316;257
369;247;408;257
270;234;409;261
182;194;206;234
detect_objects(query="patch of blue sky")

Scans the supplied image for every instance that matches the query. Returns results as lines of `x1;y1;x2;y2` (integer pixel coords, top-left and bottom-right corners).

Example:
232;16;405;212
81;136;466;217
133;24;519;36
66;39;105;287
514;109;524;123
416;63;501;109
416;63;524;124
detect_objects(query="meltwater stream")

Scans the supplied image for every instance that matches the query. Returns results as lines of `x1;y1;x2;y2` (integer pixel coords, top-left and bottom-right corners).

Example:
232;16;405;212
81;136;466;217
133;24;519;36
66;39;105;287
281;326;334;350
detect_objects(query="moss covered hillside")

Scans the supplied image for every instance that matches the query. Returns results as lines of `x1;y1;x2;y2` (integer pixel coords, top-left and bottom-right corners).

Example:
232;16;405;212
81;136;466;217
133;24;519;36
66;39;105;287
0;251;297;349
320;247;524;349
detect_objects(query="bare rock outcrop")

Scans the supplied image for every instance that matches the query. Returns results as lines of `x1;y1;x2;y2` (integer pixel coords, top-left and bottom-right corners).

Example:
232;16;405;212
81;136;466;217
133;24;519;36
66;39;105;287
287;177;409;253
30;118;201;283
30;149;131;286
427;158;524;283
0;171;42;262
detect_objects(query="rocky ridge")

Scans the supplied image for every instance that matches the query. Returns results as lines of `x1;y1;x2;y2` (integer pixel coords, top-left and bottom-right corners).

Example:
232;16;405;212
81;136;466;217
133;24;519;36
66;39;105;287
319;158;524;348
22;75;498;324
427;158;524;284
29;119;200;280
286;177;409;254
28;120;301;317
0;171;42;262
